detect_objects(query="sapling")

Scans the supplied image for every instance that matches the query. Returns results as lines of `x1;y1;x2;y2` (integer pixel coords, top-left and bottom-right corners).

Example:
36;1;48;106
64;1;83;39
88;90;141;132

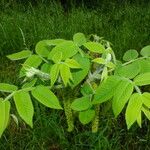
0;33;150;137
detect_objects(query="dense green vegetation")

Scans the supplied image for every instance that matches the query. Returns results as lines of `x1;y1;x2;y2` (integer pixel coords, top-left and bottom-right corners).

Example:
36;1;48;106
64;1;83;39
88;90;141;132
0;1;150;149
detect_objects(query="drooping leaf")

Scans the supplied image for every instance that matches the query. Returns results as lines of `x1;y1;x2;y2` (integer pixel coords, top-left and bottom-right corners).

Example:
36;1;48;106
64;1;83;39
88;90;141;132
73;33;87;46
0;83;18;93
123;50;139;61
50;64;60;87
65;58;81;68
31;85;62;109
125;93;143;129
83;42;105;53
13;91;34;128
71;96;91;111
92;76;121;104
114;62;140;79
22;78;37;89
140;45;150;57
134;72;150;86
79;109;95;125
0;99;10;137
60;64;72;86
7;50;32;60
136;111;142;128
71;54;90;87
142;92;150;108
142;107;150;120
35;40;51;57
112;79;134;117
48;41;78;60
20;55;42;77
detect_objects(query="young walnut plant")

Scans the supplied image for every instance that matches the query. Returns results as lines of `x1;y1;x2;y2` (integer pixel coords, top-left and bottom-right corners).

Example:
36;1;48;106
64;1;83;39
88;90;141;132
0;33;150;137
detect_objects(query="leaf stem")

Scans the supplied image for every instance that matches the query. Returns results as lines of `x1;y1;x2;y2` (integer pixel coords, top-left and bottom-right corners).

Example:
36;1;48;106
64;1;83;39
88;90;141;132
122;56;148;66
134;85;142;94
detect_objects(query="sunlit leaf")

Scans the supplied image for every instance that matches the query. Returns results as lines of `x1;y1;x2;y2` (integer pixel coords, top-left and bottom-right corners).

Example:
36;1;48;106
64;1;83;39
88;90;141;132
112;79;134;117
13;91;34;128
125;93;143;129
0;99;10;137
32;85;62;109
0;83;18;93
83;42;105;53
140;45;150;57
73;33;87;46
71;96;91;111
123;50;138;61
7;50;32;60
134;72;150;86
93;76;121;104
79;109;95;125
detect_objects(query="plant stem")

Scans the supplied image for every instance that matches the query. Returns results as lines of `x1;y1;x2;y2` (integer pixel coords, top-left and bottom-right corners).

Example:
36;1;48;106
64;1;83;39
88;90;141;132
63;99;74;132
92;105;100;133
122;56;148;66
135;85;142;94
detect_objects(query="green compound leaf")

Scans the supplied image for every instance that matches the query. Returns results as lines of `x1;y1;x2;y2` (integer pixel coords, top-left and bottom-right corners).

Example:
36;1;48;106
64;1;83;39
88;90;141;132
32;85;62;109
142;92;150;108
73;33;87;47
123;50;139;61
20;55;42;77
13;91;34;128
0;83;18;93
114;62;140;79
50;64;60;87
125;93;143;129
112;79;134;117
134;72;150;86
71;96;92;111
79;109;95;125
83;42;105;53
65;58;81;69
60;64;72;86
71;54;90;87
92;76;121;104
0;99;10;137
48;41;78;60
7;50;32;60
140;45;150;57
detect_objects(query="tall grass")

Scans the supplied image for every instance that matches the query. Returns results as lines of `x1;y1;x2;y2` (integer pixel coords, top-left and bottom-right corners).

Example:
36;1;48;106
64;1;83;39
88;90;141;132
0;1;150;149
0;1;150;58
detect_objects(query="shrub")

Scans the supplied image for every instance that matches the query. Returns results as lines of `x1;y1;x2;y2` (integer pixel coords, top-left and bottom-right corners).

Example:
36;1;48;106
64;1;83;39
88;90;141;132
0;33;150;137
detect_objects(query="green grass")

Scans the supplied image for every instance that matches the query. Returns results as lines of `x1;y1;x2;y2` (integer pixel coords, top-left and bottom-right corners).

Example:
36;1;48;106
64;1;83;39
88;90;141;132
0;1;150;58
0;1;150;150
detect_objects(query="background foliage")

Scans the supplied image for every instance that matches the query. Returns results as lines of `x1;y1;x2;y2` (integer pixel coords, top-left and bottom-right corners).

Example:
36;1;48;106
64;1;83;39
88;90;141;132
0;0;150;149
